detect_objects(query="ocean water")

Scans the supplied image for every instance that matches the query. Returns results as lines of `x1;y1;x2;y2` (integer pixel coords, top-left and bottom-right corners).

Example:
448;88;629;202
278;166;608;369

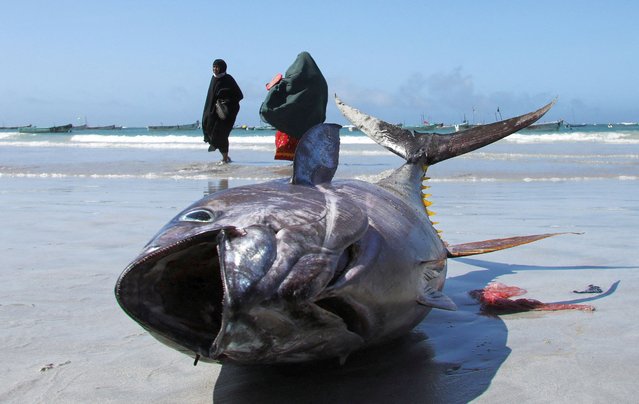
1;125;638;184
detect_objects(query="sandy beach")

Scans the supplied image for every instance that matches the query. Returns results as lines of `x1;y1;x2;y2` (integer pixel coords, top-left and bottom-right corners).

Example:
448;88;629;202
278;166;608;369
1;172;637;403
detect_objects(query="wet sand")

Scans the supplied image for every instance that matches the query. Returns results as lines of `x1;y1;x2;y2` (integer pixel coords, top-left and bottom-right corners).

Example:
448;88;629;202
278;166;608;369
1;175;638;403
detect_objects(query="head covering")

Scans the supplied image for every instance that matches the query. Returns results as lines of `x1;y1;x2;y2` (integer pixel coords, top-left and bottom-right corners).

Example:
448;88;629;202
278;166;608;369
213;59;227;73
259;52;328;139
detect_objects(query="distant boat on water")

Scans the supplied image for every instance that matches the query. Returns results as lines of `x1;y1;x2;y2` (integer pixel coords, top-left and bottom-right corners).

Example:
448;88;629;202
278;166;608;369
73;124;123;130
148;120;200;131
87;124;122;130
19;124;73;133
73;116;123;131
519;120;565;132
0;124;32;130
413;114;445;131
454;122;472;132
414;123;444;131
253;125;276;131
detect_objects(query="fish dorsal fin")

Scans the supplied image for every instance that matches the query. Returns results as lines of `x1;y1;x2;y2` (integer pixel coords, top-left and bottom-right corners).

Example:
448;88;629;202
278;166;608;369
292;123;342;186
417;286;457;311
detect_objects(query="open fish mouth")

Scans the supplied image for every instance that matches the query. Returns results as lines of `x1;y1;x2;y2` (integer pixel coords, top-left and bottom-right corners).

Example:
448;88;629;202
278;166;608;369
115;230;226;361
115;225;370;364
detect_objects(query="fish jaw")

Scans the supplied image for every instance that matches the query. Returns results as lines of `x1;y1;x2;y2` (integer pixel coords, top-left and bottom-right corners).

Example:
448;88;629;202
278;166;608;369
115;223;369;364
115;229;227;361
211;302;364;364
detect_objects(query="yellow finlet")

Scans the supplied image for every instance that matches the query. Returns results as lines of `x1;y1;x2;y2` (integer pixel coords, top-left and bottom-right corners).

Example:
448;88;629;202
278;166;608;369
421;165;441;234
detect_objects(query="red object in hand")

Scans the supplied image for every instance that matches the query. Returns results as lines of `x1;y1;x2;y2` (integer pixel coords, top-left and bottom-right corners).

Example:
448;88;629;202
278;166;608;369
266;73;283;90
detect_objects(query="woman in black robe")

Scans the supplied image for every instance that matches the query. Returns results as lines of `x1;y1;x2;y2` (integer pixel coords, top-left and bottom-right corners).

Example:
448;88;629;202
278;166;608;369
202;59;243;164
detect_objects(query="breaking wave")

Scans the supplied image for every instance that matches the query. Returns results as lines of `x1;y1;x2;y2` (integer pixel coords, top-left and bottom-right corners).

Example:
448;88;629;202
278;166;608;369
507;131;639;144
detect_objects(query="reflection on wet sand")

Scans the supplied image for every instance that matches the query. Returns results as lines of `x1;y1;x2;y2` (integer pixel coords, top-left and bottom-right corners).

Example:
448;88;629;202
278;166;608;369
205;179;229;196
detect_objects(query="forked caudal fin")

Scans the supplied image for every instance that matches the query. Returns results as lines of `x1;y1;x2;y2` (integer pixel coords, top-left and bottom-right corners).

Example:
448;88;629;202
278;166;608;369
446;233;580;258
335;96;555;165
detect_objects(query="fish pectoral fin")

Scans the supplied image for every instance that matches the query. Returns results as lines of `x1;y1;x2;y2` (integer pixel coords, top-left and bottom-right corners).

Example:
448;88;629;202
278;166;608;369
417;286;457;311
446;232;580;258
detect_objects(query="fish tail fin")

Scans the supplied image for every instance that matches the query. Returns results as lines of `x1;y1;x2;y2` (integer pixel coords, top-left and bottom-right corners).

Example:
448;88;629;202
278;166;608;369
335;95;554;165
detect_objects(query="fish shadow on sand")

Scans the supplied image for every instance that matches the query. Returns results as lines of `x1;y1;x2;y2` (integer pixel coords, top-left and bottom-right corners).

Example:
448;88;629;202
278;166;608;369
213;259;623;403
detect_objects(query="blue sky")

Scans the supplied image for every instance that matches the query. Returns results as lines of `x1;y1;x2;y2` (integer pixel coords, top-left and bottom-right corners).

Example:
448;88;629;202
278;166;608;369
2;0;638;127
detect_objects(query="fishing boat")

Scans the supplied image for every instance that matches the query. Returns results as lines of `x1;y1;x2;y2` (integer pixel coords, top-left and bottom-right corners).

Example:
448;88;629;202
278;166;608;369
18;124;73;133
519;120;564;132
253;125;276;131
73;116;122;131
86;125;123;130
454;121;471;132
147;121;200;131
414;114;445;131
566;123;587;129
414;122;444;131
0;124;31;130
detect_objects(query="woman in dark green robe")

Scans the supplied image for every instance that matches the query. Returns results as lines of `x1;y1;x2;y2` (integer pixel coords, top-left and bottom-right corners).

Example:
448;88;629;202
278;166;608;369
260;52;328;139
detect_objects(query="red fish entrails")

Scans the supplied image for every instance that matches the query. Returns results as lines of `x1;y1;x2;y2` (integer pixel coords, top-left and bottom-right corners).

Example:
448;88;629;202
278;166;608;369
470;282;595;313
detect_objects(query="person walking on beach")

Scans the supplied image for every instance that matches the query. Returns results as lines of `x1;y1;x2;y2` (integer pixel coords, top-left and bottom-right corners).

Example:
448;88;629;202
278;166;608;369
202;59;243;164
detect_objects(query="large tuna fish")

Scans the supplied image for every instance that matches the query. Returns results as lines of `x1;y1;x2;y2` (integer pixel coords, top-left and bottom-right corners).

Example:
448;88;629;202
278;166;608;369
115;97;556;365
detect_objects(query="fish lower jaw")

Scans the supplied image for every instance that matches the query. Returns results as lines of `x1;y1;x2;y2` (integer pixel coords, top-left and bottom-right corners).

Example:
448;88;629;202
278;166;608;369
210;301;367;364
116;231;226;362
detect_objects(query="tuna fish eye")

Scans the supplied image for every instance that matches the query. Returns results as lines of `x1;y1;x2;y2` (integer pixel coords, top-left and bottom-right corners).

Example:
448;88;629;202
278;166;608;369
180;209;216;223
